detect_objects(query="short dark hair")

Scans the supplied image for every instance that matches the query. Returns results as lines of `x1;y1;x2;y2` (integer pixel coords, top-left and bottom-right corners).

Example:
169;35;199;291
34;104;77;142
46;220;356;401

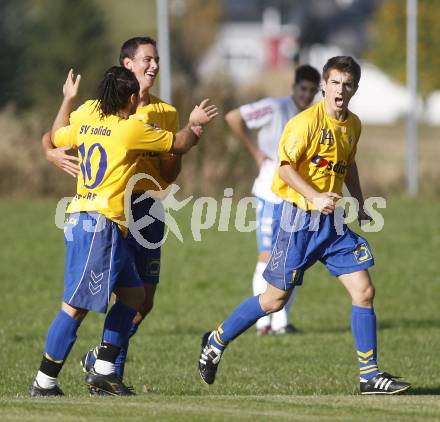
119;36;157;65
294;65;320;86
322;56;361;87
95;66;139;118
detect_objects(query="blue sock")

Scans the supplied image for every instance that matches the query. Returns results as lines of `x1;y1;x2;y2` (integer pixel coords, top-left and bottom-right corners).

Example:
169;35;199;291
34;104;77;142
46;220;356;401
41;310;81;378
114;322;139;377
209;295;266;351
351;305;380;380
102;302;137;348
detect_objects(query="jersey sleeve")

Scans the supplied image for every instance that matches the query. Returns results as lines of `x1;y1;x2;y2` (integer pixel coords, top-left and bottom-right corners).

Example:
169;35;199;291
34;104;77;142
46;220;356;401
53;125;77;148
124;118;174;153
278;118;309;166
239;98;275;129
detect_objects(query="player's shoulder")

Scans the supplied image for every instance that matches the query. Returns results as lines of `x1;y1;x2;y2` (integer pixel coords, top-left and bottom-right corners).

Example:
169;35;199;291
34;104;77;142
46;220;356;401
145;94;178;114
348;109;362;127
267;96;295;113
70;100;99;123
240;96;276;122
76;100;98;116
241;96;275;110
126;114;165;135
274;95;293;106
286;101;321;129
126;114;149;129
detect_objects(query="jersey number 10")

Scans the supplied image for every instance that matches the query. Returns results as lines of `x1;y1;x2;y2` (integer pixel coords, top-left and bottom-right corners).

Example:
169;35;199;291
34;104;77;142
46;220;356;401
77;143;108;189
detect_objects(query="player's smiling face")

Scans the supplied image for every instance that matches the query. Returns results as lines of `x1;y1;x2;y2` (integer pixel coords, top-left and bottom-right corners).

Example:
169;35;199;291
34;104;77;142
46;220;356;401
322;69;357;118
125;43;160;91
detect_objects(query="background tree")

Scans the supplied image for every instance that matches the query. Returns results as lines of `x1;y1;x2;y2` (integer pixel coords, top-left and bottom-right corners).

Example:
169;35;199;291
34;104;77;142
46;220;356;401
170;0;222;84
368;0;440;97
0;0;30;107
22;0;112;118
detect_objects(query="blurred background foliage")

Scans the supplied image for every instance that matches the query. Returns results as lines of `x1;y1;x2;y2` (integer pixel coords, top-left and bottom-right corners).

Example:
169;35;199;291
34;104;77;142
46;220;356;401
0;0;438;198
367;0;440;97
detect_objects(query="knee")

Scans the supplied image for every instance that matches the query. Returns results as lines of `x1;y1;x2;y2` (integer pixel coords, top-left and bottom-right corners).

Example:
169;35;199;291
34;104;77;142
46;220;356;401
138;284;157;320
259;295;286;314
61;303;88;321
258;252;271;264
115;287;146;312
139;295;154;318
353;284;375;307
132;289;147;312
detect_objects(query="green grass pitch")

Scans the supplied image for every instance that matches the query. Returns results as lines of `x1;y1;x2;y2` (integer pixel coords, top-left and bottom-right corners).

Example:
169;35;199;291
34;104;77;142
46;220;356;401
0;198;439;421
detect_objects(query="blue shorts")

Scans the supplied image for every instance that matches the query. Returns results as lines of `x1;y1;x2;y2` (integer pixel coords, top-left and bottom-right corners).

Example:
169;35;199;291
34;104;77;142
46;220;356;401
63;212;142;313
126;194;165;284
256;197;277;253
263;201;374;290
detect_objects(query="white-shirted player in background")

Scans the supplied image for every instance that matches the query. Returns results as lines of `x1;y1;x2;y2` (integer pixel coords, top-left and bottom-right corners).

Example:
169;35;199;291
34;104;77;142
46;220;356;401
225;65;320;335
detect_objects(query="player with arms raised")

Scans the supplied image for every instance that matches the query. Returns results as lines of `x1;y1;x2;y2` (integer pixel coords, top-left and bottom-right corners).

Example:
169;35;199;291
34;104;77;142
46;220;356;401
30;66;217;396
42;37;197;382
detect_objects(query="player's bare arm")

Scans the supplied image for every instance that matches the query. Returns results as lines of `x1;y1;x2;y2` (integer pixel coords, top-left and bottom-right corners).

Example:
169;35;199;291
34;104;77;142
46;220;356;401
345;161;371;223
278;162;341;215
50;69;81;140
171;99;218;154
225;107;268;169
42;69;81;178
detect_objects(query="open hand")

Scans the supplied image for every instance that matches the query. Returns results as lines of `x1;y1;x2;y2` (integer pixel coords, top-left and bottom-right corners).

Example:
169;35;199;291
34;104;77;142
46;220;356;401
46;146;80;178
189;99;219;126
63;69;81;101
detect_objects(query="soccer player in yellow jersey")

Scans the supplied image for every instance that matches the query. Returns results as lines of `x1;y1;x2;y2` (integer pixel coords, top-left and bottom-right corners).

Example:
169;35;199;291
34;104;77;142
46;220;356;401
30;66;217;397
198;56;411;395
42;37;199;382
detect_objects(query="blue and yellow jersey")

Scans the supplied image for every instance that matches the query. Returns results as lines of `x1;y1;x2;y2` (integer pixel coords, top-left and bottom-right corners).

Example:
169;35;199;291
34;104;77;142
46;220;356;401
54;105;173;227
133;94;179;192
272;99;361;210
70;95;179;193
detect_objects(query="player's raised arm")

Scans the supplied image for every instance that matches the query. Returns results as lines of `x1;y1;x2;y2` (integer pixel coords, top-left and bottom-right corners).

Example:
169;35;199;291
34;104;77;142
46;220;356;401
42;69;81;178
225;107;268;169
170;99;218;154
50;69;81;141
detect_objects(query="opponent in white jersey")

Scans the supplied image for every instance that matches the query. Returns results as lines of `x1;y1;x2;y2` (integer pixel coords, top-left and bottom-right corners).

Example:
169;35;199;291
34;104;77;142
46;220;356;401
225;65;320;335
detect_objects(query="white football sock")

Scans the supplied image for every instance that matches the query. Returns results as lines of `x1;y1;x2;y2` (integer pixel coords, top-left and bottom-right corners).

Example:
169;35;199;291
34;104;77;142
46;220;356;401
270;308;288;331
252;261;271;329
271;286;299;331
94;359;115;375
35;370;57;389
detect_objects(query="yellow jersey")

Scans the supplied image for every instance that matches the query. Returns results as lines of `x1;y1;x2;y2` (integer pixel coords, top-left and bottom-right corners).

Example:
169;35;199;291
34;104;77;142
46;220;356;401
133;95;180;192
54;106;173;227
69;96;179;193
272;99;361;210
